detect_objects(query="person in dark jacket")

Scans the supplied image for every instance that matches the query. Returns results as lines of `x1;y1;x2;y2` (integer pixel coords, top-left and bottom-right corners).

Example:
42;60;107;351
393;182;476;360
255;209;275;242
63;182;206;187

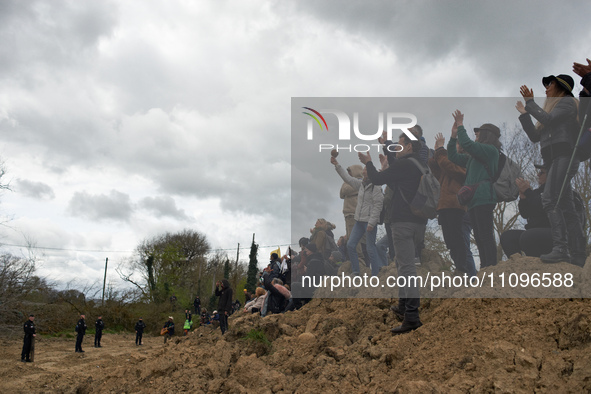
75;314;87;353
517;74;586;265
94;316;104;348
135;318;146;345
163;316;175;343
573;59;591;146
22;314;36;362
193;296;201;316
215;279;233;335
447;111;500;269
359;133;426;335
261;269;291;316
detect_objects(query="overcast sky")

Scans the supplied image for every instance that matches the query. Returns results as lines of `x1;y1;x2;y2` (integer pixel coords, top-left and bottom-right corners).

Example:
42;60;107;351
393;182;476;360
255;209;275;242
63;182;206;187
1;0;590;289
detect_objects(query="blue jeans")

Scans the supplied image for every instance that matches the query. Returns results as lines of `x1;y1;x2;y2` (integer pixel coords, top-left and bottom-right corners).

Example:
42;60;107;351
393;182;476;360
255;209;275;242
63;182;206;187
347;221;379;276
376;234;390;268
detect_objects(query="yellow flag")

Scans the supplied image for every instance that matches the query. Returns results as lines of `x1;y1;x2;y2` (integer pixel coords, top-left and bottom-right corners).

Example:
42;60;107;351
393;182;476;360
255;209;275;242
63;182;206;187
270;247;281;258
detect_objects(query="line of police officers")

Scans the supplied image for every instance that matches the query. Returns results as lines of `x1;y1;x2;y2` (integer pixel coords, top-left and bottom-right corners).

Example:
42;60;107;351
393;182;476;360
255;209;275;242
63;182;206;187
21;314;148;361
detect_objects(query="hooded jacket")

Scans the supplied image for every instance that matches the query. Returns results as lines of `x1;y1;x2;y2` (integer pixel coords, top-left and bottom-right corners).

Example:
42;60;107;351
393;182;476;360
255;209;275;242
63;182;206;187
215;279;234;314
340;165;362;217
335;164;383;227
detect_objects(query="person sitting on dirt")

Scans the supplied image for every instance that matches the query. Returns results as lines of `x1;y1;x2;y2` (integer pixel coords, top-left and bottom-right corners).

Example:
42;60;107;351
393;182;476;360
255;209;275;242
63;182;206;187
261;267;291;317
163;316;174;344
500;164;586;263
200;310;211;325
329;250;344;267
211;311;220;328
244;287;267;314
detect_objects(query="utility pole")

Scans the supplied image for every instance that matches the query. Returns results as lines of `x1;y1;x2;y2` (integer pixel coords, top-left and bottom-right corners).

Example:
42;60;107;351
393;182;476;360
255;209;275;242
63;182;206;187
102;257;108;306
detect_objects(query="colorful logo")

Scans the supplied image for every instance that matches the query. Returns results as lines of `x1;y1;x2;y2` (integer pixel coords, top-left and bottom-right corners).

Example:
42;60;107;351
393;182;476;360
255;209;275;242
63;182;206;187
302;107;328;132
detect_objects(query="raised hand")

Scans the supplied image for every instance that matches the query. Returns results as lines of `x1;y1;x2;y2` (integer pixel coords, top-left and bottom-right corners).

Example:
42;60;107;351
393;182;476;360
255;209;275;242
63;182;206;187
520;85;534;101
379;153;389;170
378;130;388;145
330;156;338;166
573;58;591;78
452;110;464;131
515;101;527;114
358;151;372;165
434;132;445;149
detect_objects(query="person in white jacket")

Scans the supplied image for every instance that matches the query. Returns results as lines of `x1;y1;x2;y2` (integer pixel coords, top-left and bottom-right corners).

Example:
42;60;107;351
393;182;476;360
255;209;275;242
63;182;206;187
331;156;384;276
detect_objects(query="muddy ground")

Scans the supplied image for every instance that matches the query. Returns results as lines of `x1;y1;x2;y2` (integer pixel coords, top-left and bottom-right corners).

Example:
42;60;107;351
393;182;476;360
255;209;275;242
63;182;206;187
2;259;591;393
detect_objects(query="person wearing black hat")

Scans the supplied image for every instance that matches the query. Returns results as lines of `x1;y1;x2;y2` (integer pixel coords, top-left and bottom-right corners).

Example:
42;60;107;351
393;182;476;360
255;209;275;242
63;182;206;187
517;73;586;265
134;318;146;345
21;314;36;362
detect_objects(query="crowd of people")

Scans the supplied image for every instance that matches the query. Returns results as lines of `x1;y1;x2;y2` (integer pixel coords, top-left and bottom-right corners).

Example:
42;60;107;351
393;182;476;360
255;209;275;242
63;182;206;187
20;60;591;360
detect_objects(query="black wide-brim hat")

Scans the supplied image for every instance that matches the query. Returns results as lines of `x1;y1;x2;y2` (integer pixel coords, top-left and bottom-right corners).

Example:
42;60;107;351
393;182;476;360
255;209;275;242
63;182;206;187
542;74;575;96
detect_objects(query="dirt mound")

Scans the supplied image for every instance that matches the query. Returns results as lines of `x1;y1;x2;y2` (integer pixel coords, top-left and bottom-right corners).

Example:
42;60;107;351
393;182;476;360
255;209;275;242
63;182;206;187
2;256;591;393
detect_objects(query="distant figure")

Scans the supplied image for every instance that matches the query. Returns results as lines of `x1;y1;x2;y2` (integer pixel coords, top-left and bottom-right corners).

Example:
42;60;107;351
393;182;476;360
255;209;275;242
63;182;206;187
193;296;201;316
163;316;175;344
75;314;87;353
94;316;104;348
183;317;193;336
135;318;146;346
185;309;192;322
169;295;177;312
21;314;36;362
215;279;233;335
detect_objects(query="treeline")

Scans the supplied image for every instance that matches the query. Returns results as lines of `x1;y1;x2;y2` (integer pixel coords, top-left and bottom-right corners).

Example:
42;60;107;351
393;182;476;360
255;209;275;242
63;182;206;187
0;229;261;336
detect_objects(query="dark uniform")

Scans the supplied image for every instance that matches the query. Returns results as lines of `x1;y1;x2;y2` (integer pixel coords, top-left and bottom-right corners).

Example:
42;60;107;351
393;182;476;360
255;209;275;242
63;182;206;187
75;317;87;352
135;319;146;345
94;318;105;347
21;318;35;362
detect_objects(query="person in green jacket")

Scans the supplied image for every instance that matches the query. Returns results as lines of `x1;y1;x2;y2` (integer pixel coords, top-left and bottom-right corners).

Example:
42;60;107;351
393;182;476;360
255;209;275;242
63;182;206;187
447;110;500;269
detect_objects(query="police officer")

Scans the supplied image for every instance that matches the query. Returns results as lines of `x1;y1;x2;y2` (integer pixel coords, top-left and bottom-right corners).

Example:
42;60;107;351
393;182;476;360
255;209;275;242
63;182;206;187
135;318;146;346
75;314;87;353
21;314;36;362
94;316;104;348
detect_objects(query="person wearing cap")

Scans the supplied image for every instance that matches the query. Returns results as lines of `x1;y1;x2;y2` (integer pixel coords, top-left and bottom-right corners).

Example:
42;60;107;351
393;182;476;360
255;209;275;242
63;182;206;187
22;314;36;362
517;74;586;265
359;132;427;335
75;314;87;353
134;318;146;345
331;155;384;277
94;315;105;348
163;316;174;344
447;111;500;269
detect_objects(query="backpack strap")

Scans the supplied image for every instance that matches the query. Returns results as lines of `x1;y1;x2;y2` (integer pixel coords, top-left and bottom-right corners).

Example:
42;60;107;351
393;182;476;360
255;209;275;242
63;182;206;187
395;157;424;207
